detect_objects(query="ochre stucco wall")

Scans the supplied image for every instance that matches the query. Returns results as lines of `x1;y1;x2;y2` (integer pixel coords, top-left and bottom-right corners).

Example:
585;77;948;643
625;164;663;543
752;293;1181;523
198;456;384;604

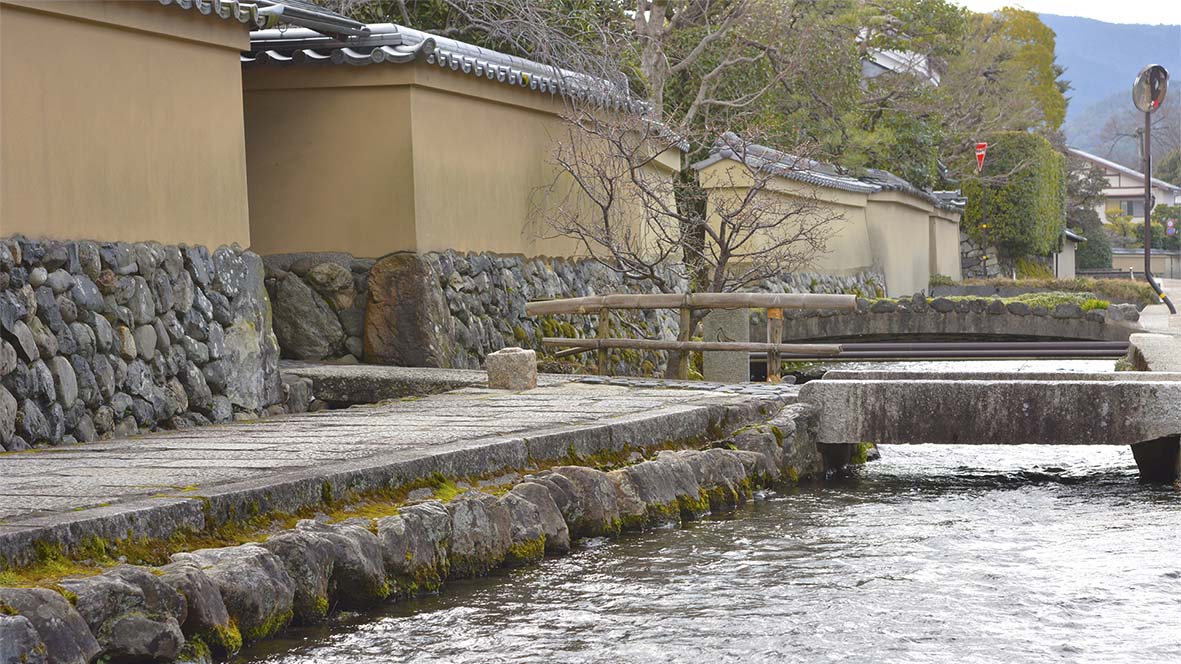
928;212;962;281
699;162;963;294
244;81;417;256
1054;241;1077;279
697;162;876;278
1112;252;1180;279
0;1;251;247
865;193;933;296
243;62;680;258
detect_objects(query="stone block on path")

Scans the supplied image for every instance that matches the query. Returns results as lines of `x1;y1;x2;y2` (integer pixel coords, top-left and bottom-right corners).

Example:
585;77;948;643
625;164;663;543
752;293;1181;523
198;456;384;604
486;347;537;390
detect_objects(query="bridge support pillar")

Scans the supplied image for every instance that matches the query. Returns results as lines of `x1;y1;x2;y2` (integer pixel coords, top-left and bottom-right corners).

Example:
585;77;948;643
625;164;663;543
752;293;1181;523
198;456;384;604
703;309;750;383
1130;435;1181;483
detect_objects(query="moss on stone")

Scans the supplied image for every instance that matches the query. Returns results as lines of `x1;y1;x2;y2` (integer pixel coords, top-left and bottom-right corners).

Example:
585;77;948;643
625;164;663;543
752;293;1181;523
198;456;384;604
504;536;546;566
677;491;712;520
178;635;212;663
244;608;292;643
644;501;682;528
768;425;784;446
197;618;244;656
0;600;17;616
850;442;873;465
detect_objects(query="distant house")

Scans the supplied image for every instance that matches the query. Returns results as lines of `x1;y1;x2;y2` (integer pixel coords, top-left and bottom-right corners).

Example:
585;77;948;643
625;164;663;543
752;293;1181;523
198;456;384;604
1067;147;1181;224
861;48;940;86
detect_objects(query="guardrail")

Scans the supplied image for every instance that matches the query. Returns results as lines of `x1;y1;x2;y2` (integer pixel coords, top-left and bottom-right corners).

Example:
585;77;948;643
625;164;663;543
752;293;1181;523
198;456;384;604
524;292;857;382
1077;268;1137;280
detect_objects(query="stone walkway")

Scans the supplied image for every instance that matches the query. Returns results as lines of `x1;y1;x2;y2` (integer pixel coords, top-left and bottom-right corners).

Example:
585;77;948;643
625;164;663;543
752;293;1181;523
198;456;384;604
1130;278;1181;371
0;373;794;566
1139;278;1181;334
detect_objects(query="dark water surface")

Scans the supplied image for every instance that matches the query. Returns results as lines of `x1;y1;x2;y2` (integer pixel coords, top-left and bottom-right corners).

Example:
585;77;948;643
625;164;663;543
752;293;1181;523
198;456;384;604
238;443;1180;664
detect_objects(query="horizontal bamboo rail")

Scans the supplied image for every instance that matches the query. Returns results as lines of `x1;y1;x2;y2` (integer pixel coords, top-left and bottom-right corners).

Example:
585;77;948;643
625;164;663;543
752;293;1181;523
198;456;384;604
541;337;843;357
525;292;856;315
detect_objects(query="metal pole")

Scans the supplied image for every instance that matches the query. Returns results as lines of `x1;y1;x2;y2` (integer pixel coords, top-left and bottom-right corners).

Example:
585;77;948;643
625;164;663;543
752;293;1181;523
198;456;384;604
980;171;988;277
1143;112;1178;313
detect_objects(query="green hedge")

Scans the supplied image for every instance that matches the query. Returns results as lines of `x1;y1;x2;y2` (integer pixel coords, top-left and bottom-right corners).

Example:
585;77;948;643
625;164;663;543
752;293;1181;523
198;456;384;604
962;131;1066;264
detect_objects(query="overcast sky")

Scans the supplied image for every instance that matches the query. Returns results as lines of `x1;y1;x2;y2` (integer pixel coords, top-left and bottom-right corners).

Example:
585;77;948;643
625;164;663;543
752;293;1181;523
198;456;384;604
952;0;1181;26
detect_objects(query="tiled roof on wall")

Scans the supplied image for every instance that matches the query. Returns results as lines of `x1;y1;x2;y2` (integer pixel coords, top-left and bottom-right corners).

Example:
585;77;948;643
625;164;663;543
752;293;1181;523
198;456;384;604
243;23;647;113
695;133;960;211
158;0;367;36
693;133;880;194
157;0;260;24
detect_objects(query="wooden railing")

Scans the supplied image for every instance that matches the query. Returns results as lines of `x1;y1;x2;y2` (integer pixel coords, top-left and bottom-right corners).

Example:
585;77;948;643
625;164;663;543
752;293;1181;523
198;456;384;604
525;292;858;382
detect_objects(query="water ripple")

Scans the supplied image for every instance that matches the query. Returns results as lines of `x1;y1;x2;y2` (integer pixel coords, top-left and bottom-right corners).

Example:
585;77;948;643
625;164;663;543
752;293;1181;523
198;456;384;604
239;444;1181;664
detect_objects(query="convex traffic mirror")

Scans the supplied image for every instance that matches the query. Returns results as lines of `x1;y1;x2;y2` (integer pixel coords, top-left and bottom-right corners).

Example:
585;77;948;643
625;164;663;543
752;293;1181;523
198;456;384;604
1133;64;1169;113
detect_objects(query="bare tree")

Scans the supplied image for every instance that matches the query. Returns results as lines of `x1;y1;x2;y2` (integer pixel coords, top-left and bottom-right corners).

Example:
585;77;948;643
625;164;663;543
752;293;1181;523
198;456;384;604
543;116;838;294
314;0;847;374
538;107;841;374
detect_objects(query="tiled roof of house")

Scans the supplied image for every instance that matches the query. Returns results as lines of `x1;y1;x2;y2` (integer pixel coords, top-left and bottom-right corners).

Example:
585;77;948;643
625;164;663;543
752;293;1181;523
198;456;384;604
1067;147;1181;193
243;22;647;112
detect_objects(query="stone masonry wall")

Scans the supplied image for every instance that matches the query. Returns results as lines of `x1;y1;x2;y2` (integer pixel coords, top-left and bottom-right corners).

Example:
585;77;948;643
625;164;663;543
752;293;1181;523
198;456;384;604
960;231;1001;279
262;253;373;363
0;237;283;450
266;249;886;376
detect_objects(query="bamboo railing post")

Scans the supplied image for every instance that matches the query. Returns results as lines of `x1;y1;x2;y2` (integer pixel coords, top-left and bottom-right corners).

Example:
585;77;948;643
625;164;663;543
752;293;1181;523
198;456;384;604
766;307;783;383
596;308;610;375
677;306;692;380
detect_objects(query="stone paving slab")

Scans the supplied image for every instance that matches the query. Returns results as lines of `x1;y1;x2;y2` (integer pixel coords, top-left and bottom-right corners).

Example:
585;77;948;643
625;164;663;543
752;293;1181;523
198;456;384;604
0;380;794;567
1128;333;1181;372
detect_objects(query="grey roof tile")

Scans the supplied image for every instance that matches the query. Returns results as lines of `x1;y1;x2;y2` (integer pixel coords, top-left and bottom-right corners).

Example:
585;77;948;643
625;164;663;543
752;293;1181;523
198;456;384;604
243;22;646;112
694;133;959;211
157;0;261;25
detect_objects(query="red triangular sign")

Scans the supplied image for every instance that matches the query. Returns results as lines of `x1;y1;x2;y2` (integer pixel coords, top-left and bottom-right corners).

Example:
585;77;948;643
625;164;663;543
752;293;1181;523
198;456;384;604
975;142;988;173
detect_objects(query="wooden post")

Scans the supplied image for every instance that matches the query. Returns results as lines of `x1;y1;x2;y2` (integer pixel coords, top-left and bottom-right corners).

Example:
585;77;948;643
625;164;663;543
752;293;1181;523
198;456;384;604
766;307;783;383
596;308;610;375
677;307;692;380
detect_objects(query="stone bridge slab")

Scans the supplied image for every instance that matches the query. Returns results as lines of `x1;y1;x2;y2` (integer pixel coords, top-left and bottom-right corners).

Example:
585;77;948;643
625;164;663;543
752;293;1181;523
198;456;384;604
800;377;1181;447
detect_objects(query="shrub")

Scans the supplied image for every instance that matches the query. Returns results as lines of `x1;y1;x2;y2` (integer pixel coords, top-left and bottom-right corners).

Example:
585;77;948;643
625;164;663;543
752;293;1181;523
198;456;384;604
1015;256;1053;279
929;273;956;287
959;276;1158;307
962;131;1066;264
1071;209;1112;269
1081;298;1109;311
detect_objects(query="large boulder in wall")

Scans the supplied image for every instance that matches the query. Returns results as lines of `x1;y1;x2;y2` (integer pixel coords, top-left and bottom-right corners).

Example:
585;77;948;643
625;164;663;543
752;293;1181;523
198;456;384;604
365;253;456;367
271;272;344;361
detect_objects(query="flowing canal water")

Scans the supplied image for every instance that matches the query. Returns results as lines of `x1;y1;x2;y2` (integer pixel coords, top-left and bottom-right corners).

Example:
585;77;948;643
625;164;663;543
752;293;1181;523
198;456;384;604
238;360;1181;664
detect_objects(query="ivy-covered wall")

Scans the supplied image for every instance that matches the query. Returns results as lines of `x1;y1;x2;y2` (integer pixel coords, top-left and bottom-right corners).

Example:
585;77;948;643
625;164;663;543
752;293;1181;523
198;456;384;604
962;131;1066;268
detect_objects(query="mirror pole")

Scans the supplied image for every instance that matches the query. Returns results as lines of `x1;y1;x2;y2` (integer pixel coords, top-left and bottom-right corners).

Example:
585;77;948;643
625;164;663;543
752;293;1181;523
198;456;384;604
1143;111;1177;314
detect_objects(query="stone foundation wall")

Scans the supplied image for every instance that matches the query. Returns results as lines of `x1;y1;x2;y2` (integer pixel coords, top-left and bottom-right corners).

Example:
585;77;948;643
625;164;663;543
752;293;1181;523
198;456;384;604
268;249;888;376
0;237;284;450
262;253;374;363
960;231;1001;279
385;251;683;374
